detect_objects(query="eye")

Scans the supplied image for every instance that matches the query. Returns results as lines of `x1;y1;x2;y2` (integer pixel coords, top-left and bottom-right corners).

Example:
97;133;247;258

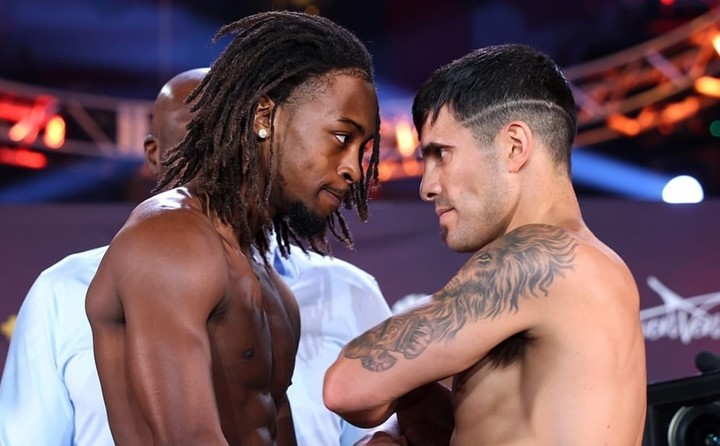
335;134;348;144
434;147;449;164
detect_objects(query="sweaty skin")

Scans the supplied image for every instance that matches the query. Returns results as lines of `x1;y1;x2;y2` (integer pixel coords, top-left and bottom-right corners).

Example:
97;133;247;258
324;105;647;446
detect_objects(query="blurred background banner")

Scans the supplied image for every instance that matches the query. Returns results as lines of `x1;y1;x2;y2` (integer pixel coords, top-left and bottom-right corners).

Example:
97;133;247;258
1;199;720;384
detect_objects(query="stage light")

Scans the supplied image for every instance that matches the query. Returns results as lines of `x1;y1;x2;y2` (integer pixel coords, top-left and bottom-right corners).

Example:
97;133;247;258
8;121;34;143
695;76;720;98
607;114;642;137
662;175;704;203
660;97;700;124
713;34;720;56
710;120;720;137
0;147;47;169
3;95;59;145
43;115;66;149
395;120;418;157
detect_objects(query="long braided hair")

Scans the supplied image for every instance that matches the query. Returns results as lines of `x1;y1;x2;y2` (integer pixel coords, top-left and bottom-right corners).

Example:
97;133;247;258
155;11;381;258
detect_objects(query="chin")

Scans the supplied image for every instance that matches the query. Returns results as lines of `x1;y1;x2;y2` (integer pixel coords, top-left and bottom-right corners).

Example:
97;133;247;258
446;239;474;253
443;230;477;253
287;200;328;239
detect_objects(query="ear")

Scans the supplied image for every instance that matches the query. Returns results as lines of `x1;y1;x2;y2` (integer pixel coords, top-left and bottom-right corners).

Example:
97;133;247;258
253;96;275;137
143;134;161;177
503;121;532;173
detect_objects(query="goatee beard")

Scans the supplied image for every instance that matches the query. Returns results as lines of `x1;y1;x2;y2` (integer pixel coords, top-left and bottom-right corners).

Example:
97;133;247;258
286;200;328;239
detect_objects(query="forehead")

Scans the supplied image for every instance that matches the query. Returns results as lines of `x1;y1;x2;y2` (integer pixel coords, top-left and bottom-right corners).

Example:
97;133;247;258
290;74;378;129
419;106;474;145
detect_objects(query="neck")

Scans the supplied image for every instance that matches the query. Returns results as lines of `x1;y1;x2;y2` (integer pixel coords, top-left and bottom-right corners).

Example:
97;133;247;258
185;180;259;256
509;165;584;232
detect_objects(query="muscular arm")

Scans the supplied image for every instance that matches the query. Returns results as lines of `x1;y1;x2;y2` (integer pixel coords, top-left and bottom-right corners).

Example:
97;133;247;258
88;212;230;445
324;225;577;427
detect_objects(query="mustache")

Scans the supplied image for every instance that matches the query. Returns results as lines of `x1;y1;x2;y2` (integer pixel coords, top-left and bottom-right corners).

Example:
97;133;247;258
323;185;348;200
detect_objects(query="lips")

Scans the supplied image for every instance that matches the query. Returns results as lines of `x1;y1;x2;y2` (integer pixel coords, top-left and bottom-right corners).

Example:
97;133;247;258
321;187;346;208
435;207;452;218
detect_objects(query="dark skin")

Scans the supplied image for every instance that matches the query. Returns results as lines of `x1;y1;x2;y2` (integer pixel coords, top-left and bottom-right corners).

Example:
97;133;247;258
86;72;379;445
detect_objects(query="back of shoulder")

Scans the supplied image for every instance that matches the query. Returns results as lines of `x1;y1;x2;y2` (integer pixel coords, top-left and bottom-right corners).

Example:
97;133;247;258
37;246;109;286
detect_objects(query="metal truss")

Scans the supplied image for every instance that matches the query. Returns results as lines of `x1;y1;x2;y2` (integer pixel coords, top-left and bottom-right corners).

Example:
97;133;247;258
0;6;718;180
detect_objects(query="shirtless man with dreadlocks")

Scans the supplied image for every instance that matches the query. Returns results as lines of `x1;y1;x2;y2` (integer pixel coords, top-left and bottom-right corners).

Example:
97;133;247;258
86;11;381;446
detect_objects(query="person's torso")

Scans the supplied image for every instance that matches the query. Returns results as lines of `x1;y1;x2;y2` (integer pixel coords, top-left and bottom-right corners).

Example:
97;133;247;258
208;246;300;444
449;230;646;446
87;190;300;445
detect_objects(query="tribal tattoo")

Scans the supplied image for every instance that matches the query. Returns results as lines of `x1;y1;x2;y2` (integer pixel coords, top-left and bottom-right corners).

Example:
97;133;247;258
343;224;577;372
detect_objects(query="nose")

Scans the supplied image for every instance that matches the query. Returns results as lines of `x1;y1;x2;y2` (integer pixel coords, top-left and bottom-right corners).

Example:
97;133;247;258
419;165;439;202
338;151;362;185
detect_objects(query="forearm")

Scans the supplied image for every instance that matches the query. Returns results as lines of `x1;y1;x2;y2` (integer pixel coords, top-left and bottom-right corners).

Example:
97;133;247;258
324;360;398;428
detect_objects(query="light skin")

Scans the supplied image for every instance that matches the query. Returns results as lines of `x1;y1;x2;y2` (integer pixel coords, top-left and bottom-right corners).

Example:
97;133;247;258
324;106;647;446
86;72;378;446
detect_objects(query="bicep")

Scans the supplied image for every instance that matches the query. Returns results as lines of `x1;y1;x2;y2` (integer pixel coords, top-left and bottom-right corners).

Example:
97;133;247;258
110;230;228;433
326;275;542;412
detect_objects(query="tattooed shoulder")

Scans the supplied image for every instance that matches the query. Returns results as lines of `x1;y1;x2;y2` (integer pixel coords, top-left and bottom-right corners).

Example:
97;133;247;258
342;225;578;371
434;224;577;321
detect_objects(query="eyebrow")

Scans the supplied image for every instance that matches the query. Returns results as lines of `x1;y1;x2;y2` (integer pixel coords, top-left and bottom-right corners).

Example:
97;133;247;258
420;141;450;159
337;117;366;136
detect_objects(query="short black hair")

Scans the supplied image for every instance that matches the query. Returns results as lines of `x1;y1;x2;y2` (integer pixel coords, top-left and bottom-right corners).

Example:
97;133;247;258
156;11;381;257
412;43;577;171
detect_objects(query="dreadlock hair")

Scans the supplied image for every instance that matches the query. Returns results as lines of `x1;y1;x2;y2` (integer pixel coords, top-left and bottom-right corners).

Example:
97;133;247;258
155;11;381;260
412;44;577;174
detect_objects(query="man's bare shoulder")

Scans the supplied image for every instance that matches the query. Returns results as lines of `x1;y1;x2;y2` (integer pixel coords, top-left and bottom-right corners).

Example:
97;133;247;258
436;224;578;313
99;188;239;304
433;223;638;322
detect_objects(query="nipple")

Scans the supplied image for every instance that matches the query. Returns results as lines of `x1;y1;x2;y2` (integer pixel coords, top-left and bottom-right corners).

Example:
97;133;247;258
242;347;255;359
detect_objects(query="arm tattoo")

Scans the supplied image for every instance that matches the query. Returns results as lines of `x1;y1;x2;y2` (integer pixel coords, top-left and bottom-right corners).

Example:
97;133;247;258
343;224;577;372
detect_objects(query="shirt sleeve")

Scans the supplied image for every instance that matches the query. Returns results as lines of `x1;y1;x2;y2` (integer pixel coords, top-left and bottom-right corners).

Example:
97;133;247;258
338;273;392;446
0;274;75;446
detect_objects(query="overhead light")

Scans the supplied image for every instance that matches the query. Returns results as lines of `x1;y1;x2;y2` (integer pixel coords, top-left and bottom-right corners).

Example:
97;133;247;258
43;116;66;149
662;175;704;203
695;76;720;98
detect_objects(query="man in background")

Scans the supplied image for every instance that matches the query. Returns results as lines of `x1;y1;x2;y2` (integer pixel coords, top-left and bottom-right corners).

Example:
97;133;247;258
0;62;391;445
